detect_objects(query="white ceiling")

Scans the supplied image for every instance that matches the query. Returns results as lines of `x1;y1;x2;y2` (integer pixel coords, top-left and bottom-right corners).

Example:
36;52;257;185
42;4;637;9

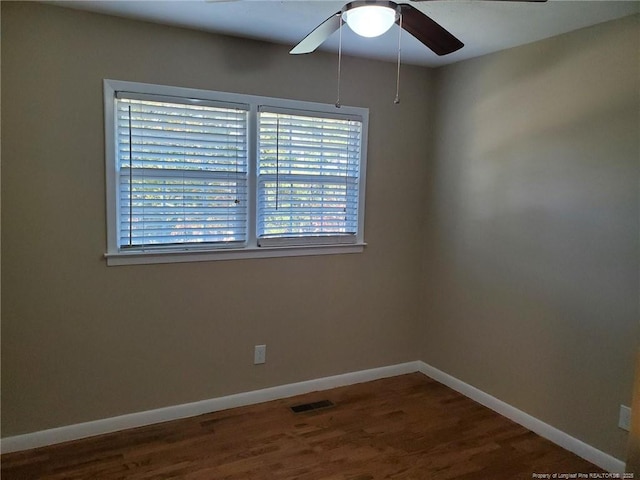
50;0;639;66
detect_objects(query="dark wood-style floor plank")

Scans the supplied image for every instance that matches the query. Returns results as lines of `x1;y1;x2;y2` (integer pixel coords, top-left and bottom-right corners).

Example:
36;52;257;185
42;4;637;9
1;373;604;479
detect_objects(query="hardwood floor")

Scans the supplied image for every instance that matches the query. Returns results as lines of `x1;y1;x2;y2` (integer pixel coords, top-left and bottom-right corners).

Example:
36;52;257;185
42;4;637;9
1;373;604;479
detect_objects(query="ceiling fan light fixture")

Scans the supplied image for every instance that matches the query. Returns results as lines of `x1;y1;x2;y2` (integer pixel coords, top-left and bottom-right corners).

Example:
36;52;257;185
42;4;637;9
342;4;398;38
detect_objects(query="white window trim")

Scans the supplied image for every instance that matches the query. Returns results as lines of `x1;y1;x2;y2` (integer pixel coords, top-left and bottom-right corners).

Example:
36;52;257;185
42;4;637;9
103;79;368;266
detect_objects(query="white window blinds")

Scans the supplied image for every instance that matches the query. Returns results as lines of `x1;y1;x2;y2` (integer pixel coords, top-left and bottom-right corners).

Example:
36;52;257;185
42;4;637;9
257;109;362;246
115;94;248;250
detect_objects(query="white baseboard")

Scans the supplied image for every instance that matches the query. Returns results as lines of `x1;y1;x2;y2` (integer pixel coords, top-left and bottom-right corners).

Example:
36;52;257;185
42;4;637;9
0;361;420;454
416;361;626;473
1;359;626;474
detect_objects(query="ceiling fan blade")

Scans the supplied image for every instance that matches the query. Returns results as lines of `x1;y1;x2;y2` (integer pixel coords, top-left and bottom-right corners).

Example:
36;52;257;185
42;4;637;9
290;12;342;55
398;4;463;56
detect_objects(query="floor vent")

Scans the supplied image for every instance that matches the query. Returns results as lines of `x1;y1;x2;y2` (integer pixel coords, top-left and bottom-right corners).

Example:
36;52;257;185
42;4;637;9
290;400;335;413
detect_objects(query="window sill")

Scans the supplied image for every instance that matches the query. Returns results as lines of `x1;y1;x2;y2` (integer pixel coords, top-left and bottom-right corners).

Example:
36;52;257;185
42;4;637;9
104;243;367;266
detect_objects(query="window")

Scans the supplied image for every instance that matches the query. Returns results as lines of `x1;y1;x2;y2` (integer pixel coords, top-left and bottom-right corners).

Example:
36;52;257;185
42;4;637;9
116;94;248;250
257;109;362;247
104;80;368;265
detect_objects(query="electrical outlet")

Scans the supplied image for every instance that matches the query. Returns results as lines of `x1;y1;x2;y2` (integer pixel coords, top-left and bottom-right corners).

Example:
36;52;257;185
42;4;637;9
254;344;266;365
619;405;631;431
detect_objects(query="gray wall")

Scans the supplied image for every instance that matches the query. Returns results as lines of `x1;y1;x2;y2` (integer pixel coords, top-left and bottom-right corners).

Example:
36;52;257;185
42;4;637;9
422;15;639;460
2;0;638;464
1;2;429;436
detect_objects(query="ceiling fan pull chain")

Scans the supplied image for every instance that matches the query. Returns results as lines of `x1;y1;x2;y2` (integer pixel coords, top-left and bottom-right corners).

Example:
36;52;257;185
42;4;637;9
395;11;402;105
336;18;343;108
276;116;280;211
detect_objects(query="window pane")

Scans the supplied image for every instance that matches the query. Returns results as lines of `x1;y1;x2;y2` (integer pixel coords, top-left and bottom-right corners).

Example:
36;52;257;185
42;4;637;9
257;111;361;243
116;98;248;249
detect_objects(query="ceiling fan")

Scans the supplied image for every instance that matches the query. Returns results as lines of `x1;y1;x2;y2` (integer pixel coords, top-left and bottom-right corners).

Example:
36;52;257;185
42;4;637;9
290;0;547;57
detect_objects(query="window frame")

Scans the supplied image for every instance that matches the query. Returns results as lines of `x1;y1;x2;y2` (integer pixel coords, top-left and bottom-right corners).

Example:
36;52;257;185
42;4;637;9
103;79;368;266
